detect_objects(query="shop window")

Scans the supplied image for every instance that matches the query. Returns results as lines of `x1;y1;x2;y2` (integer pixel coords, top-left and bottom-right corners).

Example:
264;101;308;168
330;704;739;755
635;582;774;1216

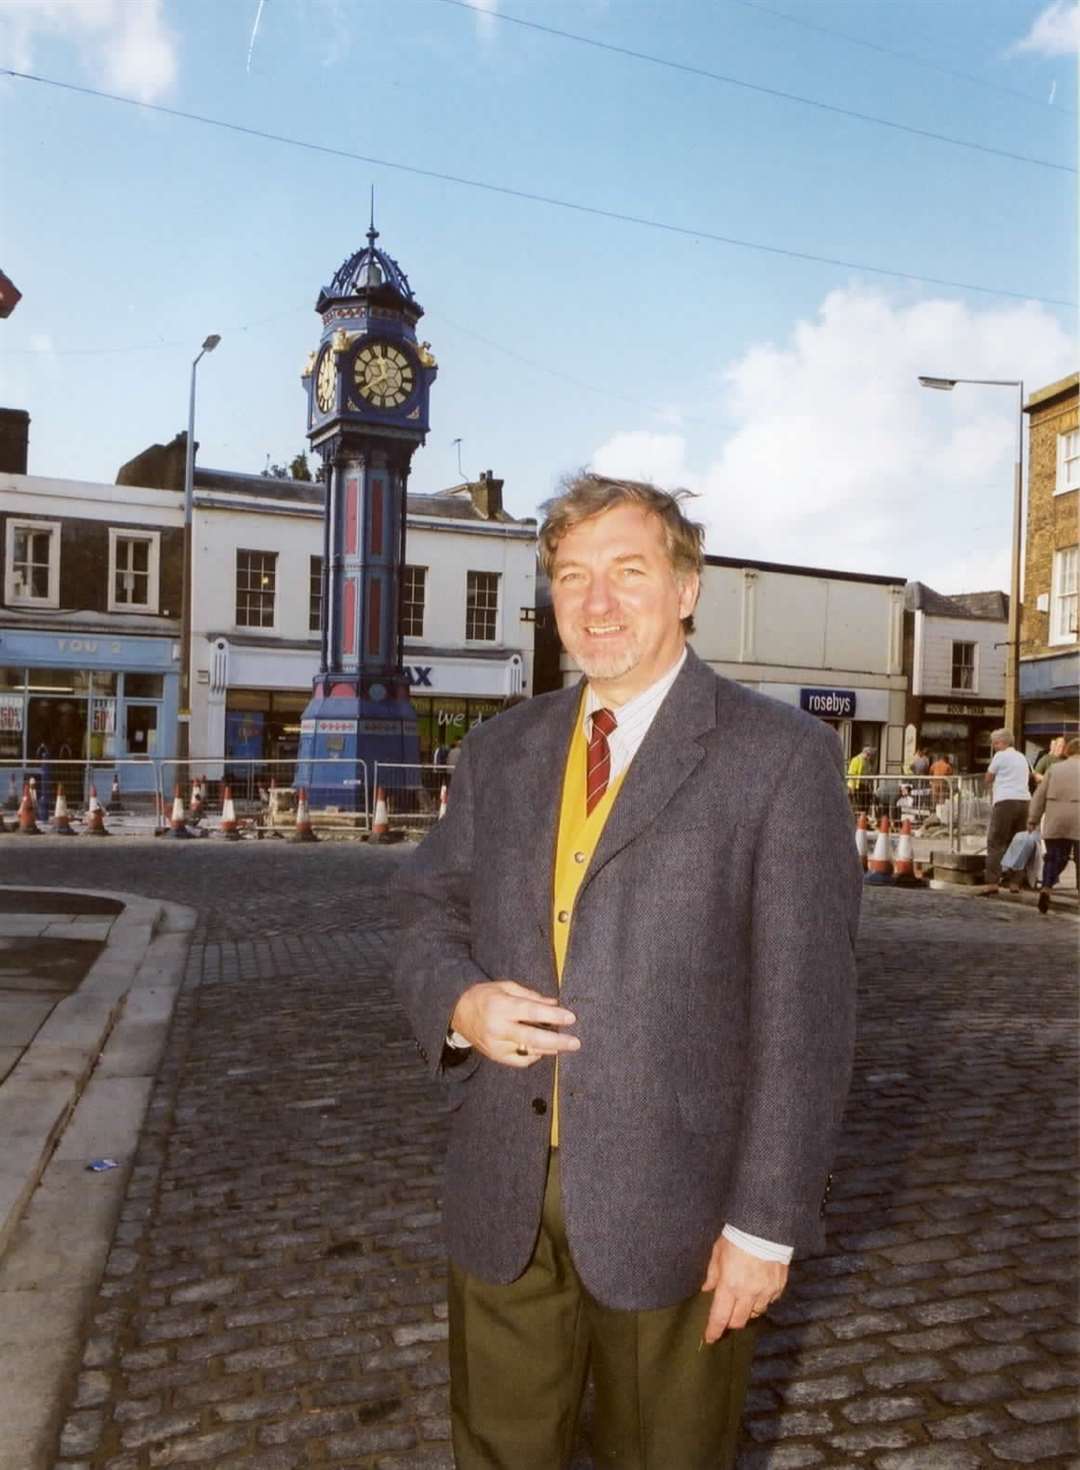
466;571;499;642
91;672;118;695
236;550;277;628
27;668;90;694
125;673;163;699
309;556;323;633
403;565;426;637
1056;430;1080;494
126;704;158;758
5;519;60;608
0;667;24;689
950;641;977;692
108;529;160;612
1050;545;1078;645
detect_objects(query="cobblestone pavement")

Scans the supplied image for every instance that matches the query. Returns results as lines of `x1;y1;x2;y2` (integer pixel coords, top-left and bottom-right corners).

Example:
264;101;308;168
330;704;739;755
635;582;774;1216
7;843;1077;1470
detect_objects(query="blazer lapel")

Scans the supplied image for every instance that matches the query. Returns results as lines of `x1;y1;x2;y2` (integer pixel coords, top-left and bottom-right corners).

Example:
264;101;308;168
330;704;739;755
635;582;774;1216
582;649;719;887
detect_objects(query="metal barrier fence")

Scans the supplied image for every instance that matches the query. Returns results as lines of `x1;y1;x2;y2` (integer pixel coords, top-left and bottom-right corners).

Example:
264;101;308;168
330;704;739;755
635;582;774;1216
846;774;990;853
373;763;453;826
1;757;371;836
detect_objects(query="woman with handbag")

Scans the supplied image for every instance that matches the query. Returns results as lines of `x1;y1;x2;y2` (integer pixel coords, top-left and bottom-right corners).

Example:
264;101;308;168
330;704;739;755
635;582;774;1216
1028;738;1080;914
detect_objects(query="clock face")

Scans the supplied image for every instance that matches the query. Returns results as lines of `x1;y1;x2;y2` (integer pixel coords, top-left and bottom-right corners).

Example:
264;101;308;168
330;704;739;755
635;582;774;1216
353;341;415;410
315;349;336;414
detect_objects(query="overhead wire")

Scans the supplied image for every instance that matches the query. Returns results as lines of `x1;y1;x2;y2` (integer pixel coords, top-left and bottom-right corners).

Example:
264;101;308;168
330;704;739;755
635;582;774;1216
424;0;1075;174
3;69;1074;309
727;0;1076;118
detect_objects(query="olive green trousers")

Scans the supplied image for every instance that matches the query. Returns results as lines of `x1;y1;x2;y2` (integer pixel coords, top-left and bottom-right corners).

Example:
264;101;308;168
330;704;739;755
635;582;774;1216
448;1151;759;1469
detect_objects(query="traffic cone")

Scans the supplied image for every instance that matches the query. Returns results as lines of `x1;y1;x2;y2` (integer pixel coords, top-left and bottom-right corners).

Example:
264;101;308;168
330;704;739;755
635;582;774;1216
369;786;391;843
165;785;193;839
106;773;125;813
4;773;19;811
854;813;869;871
438;783;449;821
16;782;40;835
291;787;319;843
219;786;241;841
51;784;77;835
865;815;893;884
892;818;923;887
82;785;111;836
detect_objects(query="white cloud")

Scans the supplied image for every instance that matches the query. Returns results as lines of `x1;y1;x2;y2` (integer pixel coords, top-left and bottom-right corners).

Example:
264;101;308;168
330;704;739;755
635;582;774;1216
1011;1;1080;57
0;0;177;101
590;287;1076;595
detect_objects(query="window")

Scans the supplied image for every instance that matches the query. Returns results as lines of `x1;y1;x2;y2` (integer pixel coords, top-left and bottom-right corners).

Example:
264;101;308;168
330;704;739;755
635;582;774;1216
950;641;976;691
108;529;160;612
403;564;426;637
125;673;163;699
309;555;323;633
1057;430;1080;494
235;550;277;628
1050;545;1078;644
466;570;500;641
5;519;60;607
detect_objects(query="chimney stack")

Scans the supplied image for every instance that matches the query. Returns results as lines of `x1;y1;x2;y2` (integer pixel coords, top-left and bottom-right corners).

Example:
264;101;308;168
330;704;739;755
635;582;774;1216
0;408;30;474
468;468;504;520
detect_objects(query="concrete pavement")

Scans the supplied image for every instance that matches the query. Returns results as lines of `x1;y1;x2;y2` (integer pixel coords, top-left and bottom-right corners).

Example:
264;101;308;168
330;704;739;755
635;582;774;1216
0;840;1075;1469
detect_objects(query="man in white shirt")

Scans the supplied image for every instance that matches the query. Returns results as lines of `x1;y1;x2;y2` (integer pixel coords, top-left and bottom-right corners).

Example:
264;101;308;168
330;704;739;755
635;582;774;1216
982;728;1032;894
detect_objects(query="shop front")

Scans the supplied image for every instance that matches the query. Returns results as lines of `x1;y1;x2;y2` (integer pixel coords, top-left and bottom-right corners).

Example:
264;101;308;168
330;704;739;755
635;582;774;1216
0;628;178;799
917;699;1005;773
756;682;903;770
402;652;525;759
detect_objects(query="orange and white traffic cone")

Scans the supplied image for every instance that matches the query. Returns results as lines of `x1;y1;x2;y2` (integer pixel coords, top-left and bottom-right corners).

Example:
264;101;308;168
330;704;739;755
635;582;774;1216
219;786;241;841
291;787;319;843
16;782;40;835
82;785;111;836
369;786;391;843
893;818;922;886
866;815;893;884
107;772;125;813
165;785;192;839
854;813;869;871
51;784;76;835
438;784;449;821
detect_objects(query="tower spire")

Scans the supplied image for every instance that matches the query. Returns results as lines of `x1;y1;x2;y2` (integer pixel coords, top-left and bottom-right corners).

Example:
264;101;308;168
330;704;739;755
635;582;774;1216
367;186;378;247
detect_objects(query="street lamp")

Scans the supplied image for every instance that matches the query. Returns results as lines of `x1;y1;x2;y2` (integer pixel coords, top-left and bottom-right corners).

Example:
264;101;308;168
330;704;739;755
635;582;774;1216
918;374;1025;743
177;334;221;764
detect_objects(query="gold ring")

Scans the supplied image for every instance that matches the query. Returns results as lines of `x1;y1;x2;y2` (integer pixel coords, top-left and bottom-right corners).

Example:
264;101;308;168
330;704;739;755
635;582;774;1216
515;1044;529;1057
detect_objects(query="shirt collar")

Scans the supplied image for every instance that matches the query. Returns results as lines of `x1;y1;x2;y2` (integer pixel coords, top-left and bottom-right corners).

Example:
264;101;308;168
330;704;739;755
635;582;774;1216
583;646;688;729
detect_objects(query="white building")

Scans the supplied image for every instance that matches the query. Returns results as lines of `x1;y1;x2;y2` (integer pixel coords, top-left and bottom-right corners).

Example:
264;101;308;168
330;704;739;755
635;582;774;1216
554;554;909;769
184;463;537;768
905;582;1008;773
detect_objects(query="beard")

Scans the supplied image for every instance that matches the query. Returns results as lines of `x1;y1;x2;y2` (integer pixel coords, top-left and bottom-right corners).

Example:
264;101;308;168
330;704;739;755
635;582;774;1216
564;630;642;683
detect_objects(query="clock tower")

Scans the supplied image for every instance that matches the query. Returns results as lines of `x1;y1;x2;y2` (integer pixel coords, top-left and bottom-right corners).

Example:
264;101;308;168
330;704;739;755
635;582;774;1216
296;221;437;810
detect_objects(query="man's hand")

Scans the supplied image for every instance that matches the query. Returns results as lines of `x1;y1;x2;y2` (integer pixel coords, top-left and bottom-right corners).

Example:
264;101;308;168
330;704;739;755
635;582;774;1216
451;980;580;1068
700;1235;788;1342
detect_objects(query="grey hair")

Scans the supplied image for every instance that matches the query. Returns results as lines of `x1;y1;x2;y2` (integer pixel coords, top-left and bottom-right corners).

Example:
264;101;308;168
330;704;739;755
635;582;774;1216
990;728;1014;747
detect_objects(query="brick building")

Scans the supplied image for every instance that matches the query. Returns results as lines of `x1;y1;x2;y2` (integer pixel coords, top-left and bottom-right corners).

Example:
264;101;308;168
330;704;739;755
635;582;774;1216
1021;373;1078;753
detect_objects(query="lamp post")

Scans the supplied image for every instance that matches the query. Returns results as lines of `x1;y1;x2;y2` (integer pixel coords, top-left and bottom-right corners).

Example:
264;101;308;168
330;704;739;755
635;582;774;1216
918;375;1025;744
177;334;221;764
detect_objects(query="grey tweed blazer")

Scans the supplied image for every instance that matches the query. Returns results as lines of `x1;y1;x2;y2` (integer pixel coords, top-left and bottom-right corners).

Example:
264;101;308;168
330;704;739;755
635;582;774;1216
394;648;860;1311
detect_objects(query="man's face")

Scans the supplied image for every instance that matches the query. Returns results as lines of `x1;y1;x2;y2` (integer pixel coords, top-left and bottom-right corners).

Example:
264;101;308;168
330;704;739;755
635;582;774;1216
550;502;699;704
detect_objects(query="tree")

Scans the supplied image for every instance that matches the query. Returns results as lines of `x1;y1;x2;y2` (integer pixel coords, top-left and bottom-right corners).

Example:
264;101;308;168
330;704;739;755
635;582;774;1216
262;452;313;481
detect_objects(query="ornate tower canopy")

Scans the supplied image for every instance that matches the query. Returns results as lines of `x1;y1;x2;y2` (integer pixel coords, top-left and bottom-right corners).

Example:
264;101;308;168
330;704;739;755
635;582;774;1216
315;223;423;319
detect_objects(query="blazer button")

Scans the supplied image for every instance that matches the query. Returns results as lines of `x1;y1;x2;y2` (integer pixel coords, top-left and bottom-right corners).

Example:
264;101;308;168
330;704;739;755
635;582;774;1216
573;851;586;864
531;1098;548;1115
557;910;570;923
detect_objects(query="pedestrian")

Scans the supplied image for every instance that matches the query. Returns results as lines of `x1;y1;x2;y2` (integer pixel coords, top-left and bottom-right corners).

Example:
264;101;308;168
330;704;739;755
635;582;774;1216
1033;734;1066;785
445;742;462;773
929;751;954;805
394;472;861;1470
910;747;930;776
981;729;1032;896
847;745;875;814
1028;736;1080;914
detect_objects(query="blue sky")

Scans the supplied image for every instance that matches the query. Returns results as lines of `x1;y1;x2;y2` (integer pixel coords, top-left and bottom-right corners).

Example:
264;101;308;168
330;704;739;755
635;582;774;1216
1;0;1076;594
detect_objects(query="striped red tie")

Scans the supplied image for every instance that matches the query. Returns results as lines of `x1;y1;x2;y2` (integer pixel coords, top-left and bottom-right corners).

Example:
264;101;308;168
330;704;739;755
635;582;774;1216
586;707;617;815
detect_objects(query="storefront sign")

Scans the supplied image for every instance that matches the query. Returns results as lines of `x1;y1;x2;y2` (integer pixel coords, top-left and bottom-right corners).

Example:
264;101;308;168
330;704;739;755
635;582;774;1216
91;699;116;735
800;688;856;719
0;694;23;732
924;702;1001;717
403;665;433;688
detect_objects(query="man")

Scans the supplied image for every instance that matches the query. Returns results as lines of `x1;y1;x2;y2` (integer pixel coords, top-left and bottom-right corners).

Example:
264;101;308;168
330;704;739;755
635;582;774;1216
981;728;1032;896
1033;734;1065;785
846;745;876;814
395;474;861;1469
